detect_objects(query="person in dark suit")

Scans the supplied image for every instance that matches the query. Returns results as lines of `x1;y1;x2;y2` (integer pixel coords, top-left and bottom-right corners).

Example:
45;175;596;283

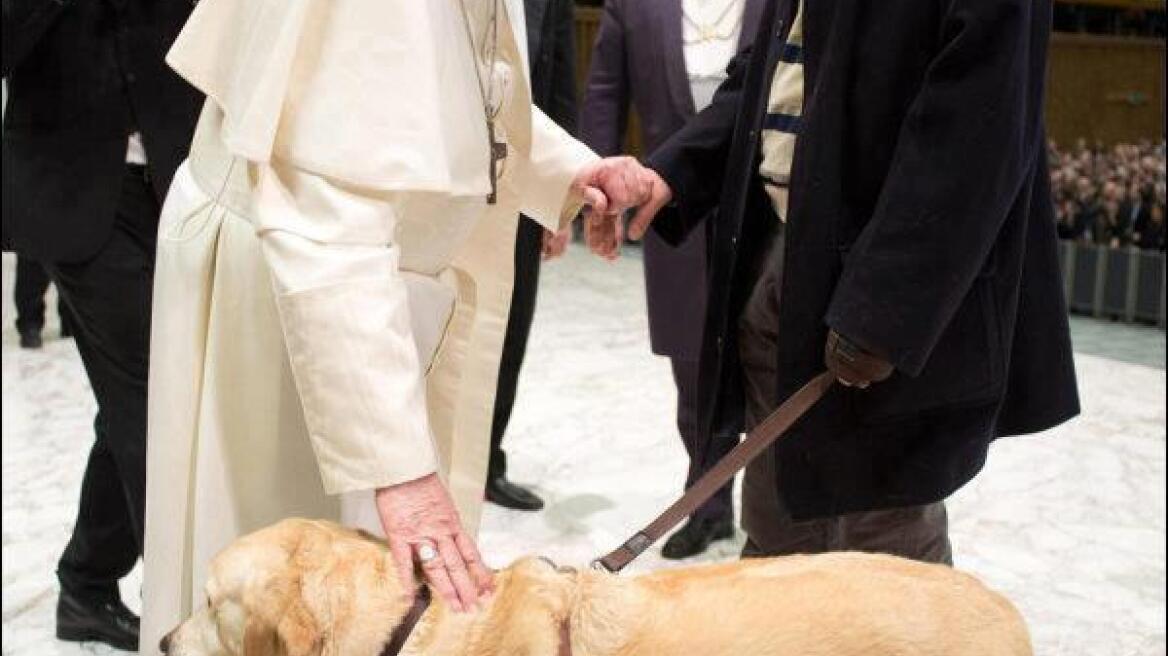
580;0;765;559
13;254;73;348
2;0;200;649
1120;181;1152;241
486;0;580;511
613;0;1080;563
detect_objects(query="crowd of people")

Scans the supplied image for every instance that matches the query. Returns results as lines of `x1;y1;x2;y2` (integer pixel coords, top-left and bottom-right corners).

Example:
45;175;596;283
1050;139;1167;251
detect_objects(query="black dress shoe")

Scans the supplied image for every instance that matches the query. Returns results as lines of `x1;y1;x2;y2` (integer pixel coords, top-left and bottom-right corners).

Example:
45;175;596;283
485;476;545;511
661;516;735;560
19;329;43;349
56;589;140;652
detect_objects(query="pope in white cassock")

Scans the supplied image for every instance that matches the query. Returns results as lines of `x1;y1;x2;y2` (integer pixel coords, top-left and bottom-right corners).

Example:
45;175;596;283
140;0;648;651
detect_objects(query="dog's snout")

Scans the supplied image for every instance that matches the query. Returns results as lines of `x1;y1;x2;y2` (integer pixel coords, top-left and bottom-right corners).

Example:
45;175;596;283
160;630;173;653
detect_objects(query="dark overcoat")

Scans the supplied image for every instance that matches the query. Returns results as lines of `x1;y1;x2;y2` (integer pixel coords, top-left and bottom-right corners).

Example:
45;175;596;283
2;0;201;263
579;0;764;361
649;0;1081;519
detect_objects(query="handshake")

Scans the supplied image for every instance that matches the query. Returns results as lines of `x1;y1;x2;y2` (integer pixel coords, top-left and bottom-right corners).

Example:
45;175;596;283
568;156;674;260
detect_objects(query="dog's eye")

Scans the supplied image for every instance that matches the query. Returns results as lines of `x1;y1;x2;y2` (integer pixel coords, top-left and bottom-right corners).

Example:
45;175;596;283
206;596;212;610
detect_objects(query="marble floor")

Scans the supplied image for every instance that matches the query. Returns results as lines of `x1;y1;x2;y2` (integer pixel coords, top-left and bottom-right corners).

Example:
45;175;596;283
2;248;1165;655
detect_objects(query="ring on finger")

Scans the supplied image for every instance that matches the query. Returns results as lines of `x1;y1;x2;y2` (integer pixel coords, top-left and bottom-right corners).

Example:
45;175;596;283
415;541;440;565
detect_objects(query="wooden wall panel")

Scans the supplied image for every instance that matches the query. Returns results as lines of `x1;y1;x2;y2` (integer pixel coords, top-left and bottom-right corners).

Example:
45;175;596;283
1046;34;1165;145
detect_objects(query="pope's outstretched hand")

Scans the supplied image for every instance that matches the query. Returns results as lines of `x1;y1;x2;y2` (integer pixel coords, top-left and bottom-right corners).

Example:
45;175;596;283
375;474;494;613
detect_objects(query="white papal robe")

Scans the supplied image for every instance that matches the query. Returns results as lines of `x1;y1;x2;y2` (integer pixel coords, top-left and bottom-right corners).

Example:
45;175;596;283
139;0;598;652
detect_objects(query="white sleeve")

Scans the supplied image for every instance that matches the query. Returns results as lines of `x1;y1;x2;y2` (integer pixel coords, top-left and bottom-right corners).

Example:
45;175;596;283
252;162;438;494
515;107;601;233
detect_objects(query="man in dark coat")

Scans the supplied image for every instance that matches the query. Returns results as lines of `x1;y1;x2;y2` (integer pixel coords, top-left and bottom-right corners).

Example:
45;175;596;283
615;0;1081;562
486;0;580;511
580;0;766;559
2;0;201;648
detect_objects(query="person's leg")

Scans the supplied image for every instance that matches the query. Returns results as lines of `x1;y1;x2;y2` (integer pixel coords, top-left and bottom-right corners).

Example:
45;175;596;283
15;255;50;347
486;216;545;510
733;225;951;564
672;358;736;523
736;228;823;556
742;500;953;565
48;167;158;649
833;502;953;564
661;358;736;558
55;414;140;599
58;284;76;338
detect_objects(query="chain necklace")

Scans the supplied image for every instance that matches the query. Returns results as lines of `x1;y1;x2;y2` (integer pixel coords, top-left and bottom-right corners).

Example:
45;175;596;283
457;0;507;205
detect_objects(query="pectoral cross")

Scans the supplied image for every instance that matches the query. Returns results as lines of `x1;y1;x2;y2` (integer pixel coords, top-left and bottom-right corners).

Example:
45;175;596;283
487;119;508;205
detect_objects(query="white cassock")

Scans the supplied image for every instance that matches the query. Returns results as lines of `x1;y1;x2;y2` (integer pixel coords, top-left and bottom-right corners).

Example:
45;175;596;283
139;0;598;651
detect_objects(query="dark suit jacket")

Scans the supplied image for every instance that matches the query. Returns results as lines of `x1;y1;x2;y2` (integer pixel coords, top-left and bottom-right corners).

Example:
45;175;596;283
526;0;578;130
2;0;201;263
649;0;1081;519
580;0;764;361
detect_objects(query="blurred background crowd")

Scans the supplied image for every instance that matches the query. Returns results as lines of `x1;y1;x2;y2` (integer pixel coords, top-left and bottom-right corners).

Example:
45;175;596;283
1050;139;1166;250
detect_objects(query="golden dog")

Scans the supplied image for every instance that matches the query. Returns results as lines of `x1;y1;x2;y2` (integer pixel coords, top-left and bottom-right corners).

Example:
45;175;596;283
161;518;1032;655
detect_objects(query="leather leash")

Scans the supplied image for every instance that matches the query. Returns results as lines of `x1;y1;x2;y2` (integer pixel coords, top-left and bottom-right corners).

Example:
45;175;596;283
593;370;836;573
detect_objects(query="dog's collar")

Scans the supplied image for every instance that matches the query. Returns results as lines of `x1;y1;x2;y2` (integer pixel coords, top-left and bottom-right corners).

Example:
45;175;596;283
381;586;431;656
379;584;572;656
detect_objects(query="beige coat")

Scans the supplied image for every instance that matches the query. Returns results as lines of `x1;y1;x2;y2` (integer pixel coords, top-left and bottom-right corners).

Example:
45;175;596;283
139;0;597;652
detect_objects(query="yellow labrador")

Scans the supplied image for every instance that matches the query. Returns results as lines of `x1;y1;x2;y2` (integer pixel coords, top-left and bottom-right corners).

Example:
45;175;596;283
162;518;1032;655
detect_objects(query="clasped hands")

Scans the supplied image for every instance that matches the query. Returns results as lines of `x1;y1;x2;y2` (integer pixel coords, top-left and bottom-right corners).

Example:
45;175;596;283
570;156;673;260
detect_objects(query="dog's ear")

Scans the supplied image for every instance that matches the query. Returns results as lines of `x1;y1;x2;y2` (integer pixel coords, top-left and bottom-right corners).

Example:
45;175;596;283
240;592;319;656
275;599;320;656
243;616;279;656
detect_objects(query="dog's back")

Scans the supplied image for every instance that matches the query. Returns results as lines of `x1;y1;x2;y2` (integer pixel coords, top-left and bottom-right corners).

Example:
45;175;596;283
569;552;1032;656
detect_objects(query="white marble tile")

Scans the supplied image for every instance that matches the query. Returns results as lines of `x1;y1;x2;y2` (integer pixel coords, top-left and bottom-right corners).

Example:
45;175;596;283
2;249;1165;655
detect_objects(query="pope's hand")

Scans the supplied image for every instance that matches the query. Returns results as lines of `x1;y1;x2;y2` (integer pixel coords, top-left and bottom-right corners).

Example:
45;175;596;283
375;474;494;612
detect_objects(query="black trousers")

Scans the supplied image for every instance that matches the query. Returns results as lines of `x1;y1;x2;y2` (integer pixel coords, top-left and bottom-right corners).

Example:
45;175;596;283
671;358;737;523
489;216;544;479
14;255;72;335
48;166;159;601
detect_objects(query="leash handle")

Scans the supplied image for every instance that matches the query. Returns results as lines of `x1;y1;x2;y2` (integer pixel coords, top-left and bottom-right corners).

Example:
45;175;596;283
592;371;836;573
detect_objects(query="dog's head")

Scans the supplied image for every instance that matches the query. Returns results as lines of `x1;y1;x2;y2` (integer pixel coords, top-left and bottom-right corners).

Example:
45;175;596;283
161;519;414;656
